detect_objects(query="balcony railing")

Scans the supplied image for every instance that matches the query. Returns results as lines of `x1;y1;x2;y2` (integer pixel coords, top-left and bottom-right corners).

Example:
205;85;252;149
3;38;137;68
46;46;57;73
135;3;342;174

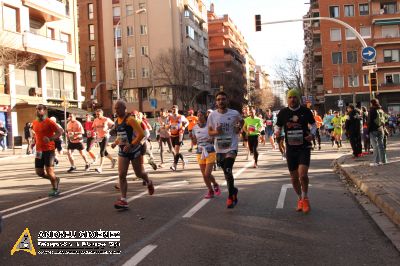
22;0;66;21
23;31;68;60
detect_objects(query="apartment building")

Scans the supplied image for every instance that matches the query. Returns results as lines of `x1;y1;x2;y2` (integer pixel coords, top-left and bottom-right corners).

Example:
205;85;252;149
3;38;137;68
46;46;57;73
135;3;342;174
0;0;81;145
304;0;400;114
208;4;247;110
78;0;210;115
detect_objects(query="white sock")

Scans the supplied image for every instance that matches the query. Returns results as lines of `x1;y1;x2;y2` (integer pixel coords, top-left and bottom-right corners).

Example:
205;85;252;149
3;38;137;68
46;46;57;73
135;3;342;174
121;197;127;201
301;192;307;199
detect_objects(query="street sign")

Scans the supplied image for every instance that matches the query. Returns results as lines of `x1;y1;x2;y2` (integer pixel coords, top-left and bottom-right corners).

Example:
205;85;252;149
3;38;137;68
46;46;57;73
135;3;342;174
362;65;377;71
150;98;157;109
338;99;344;107
361;46;376;61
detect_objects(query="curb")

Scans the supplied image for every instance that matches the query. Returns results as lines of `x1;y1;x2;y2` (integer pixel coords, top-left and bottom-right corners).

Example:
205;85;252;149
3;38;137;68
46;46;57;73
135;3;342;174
334;155;400;227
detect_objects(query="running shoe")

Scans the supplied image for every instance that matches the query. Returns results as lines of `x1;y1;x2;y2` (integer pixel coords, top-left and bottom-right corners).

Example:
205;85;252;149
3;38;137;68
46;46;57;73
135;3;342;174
149;159;157;170
204;190;214;199
95;168;103;173
67;166;76;173
170;165;176;171
318;146;321;150
85;163;91;171
253;163;258;168
114;199;128;209
282;155;286;161
182;159;188;169
302;198;311;214
213;184;221;196
111;159;117;169
147;180;155;195
226;197;235;209
48;188;60;197
296;199;303;212
232;188;239;206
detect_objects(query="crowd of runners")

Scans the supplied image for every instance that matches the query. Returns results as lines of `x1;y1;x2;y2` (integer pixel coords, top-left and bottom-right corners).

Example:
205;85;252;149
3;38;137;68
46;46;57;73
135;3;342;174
28;89;397;213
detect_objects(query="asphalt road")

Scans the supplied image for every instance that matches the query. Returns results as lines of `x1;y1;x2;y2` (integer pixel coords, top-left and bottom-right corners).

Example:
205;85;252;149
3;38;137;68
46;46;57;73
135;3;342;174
0;141;399;265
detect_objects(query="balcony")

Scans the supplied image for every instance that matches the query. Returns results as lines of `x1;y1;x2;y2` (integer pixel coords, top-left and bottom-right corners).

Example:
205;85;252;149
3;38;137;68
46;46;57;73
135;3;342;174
184;0;207;23
22;0;67;21
23;31;68;61
0;31;24;51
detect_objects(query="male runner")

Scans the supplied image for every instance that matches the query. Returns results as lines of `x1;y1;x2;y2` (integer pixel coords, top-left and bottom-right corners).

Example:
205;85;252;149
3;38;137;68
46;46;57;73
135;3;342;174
158;108;173;168
312;110;323;150
84;114;97;163
241;105;250;159
265;109;276;150
275;89;316;214
331;111;345;148
32;104;63;196
323;110;335;145
186;109;198;152
168;105;188;171
49;117;64;166
208;91;243;208
243;106;263;168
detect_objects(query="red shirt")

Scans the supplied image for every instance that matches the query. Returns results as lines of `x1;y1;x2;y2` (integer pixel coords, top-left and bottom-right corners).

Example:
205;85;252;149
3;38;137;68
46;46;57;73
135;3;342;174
32;118;58;152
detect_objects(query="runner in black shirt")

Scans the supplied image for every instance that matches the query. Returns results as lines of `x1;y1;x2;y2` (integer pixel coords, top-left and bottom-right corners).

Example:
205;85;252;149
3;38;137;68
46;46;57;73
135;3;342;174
275;89;316;214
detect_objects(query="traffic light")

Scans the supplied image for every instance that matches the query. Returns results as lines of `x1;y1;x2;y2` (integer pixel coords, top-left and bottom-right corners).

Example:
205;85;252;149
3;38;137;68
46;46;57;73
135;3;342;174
369;72;378;92
255;15;261;32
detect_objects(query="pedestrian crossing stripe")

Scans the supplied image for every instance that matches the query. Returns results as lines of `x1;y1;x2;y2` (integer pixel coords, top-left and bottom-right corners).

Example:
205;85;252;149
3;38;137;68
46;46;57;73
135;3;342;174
10;228;36;256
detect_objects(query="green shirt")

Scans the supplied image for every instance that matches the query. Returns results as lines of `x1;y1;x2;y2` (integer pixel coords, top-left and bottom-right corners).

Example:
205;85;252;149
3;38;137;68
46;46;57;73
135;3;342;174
244;117;263;136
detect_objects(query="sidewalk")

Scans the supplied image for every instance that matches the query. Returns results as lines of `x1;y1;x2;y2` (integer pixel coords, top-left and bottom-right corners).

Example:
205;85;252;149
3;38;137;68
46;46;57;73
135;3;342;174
334;134;400;227
0;145;32;160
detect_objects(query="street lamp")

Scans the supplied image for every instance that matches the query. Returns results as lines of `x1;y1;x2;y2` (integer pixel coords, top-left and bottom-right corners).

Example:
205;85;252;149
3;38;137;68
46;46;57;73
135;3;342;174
114;8;147;99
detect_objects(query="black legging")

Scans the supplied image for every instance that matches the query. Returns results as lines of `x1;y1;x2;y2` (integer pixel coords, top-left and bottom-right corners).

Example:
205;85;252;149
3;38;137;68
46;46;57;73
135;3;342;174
247;135;259;164
217;155;236;197
313;128;321;147
99;137;109;157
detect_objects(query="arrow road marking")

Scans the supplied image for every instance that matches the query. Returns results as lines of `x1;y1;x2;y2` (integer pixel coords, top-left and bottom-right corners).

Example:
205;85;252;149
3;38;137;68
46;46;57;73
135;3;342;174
276;184;312;209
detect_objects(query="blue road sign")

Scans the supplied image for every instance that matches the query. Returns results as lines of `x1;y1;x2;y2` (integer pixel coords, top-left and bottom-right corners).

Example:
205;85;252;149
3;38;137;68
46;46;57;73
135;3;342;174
150;98;157;109
361;46;376;61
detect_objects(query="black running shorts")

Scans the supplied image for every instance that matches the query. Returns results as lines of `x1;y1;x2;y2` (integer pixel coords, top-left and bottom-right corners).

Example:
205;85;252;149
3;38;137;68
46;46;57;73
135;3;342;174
68;142;84;151
171;135;183;147
35;150;55;168
286;148;311;172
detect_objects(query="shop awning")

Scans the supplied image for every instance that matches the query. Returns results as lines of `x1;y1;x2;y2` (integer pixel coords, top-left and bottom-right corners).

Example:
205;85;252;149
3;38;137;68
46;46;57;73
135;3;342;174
48;106;90;118
375;19;400;25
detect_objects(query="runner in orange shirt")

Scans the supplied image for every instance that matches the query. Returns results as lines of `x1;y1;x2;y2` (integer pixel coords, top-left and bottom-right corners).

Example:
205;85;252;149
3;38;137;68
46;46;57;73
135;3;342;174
313;110;323;150
32;104;63;197
186;109;198;152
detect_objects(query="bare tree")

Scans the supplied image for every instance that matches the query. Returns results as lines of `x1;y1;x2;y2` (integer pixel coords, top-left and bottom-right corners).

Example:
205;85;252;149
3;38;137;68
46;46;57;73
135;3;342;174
153;48;206;110
274;53;305;95
0;46;36;81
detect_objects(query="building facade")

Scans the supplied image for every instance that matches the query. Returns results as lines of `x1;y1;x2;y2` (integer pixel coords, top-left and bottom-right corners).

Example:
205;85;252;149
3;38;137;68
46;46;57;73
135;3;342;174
304;0;400;114
78;0;210;116
0;0;81;146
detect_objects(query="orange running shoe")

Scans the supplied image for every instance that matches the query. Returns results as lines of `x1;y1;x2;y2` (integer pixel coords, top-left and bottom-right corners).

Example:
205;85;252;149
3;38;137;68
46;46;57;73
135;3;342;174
302;198;311;214
296;199;303;212
226;197;234;209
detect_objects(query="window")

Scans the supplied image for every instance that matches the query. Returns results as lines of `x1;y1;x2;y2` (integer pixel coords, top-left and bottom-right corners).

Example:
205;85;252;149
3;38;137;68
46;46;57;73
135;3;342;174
330;29;341;41
139;3;146;9
114;27;121;38
90;67;96;82
46;69;75;99
186;25;195;40
348;75;359;87
347;51;357;64
360;26;371;38
142;88;149;101
142;68;149;78
126;89;139;103
344;5;354;17
359;3;369;16
116;47;122;59
88;3;94;19
381;25;399;38
126;5;133;15
333;76;344;88
127;26;134;36
89;46;96;61
383;49;400;62
332;52;342;64
141;46;148;56
381;3;397;14
329;6;339;18
60;32;71;53
127;47;135;57
384;73;400;84
47;28;55;39
113;6;121;17
3;5;18;32
89;24;95;40
140;25;147;35
345;29;356;40
363;74;369;86
15;66;39;96
129;69;136;79
118;69;123;80
184;9;190;18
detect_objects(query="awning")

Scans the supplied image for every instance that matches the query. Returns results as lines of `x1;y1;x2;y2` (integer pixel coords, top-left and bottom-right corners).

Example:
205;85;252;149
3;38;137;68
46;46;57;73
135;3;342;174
374;19;400;25
48;106;90;118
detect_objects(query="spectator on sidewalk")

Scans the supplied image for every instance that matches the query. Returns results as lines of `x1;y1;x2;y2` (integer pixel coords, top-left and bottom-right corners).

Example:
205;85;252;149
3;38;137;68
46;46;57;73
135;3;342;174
368;98;388;166
24;122;33;154
0;121;7;151
361;106;371;154
345;104;362;158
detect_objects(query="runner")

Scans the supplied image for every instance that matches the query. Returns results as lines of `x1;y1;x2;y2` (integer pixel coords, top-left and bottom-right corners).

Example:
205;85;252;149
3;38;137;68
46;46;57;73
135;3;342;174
49;117;64;166
243;106;263;168
92;109;117;173
135;111;157;170
312;110;323;150
168;105;188;171
191;110;221;198
323;110;335;145
241;105;250;159
157;108;173;168
186;109;198;152
111;100;154;209
66;113;91;172
84;114;97;163
331;111;345;148
208;91;243;208
31;104;63;196
265;109;277;150
275;89;316;214
258;113;266;145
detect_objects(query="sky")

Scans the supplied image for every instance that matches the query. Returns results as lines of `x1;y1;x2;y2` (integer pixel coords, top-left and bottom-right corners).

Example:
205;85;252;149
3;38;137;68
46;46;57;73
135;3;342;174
204;0;310;77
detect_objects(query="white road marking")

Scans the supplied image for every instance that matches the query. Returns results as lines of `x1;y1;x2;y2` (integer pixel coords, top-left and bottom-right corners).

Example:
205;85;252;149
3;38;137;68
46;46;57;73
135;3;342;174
122;245;157;266
276;184;313;209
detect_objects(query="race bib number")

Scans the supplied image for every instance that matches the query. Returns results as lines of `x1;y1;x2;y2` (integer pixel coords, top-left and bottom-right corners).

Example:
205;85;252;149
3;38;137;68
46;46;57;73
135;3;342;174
266;120;273;126
117;131;128;146
216;136;232;150
35;152;43;159
248;125;256;133
170;125;178;131
287;130;304;146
